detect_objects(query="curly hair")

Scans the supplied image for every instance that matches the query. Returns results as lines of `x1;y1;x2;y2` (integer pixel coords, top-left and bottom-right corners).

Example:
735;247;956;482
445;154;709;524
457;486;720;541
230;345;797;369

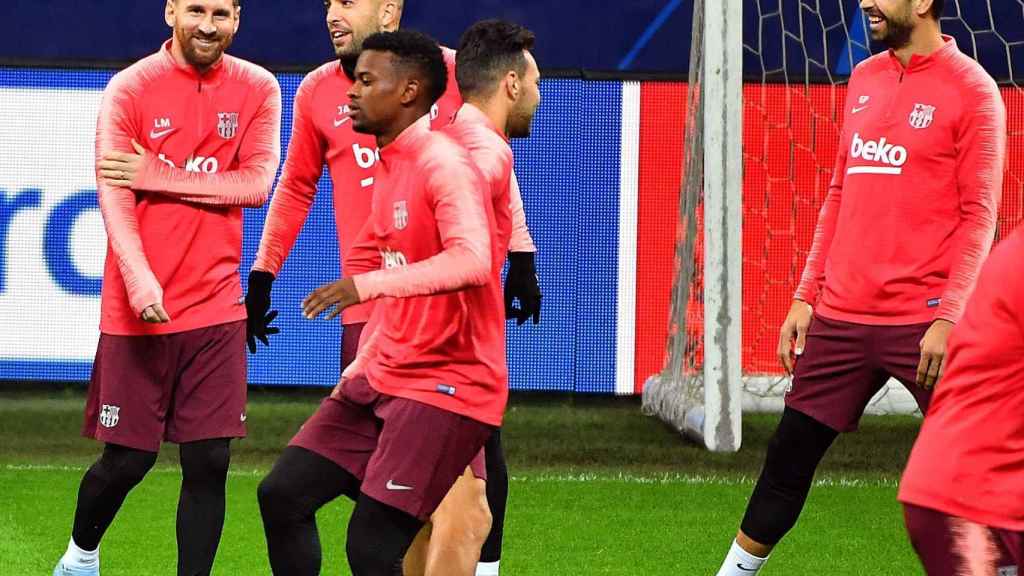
361;30;448;105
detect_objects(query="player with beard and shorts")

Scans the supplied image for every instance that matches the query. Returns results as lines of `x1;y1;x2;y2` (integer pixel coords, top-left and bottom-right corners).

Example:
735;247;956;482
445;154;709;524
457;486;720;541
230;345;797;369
310;19;542;576
52;1;281;575
257;30;508;576
714;0;1006;574
246;3;539;575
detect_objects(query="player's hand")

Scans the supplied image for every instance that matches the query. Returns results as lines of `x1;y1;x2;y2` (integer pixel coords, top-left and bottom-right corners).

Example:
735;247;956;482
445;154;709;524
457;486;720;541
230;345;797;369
98;139;148;188
141;302;171;323
777;299;813;376
505;251;542;325
917;319;954;389
303;278;360;321
245;270;279;354
330;377;349;401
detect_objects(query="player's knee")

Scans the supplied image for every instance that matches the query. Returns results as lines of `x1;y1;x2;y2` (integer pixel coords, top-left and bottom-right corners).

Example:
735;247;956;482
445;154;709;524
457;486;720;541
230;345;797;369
99;444;157;489
257;471;302;524
764;408;837;489
347;523;403;576
433;483;492;548
741;408;839;545
180;439;231;485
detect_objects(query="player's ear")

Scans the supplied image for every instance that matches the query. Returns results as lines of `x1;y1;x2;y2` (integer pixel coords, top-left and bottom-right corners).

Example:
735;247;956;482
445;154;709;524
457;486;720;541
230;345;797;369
232;4;241;35
379;0;401;32
400;78;420;107
914;0;934;18
505;71;521;102
164;0;176;29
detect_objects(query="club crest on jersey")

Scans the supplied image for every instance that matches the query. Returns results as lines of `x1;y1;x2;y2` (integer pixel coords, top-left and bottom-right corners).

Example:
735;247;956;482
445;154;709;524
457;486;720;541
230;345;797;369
217;112;239;139
909;104;935;129
99;404;120;428
393;201;409;230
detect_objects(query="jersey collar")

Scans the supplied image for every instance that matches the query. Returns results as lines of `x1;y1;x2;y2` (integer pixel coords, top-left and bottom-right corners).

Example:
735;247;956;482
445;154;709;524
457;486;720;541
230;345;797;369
379;114;432;167
888;34;958;73
453;103;510;143
161;39;227;85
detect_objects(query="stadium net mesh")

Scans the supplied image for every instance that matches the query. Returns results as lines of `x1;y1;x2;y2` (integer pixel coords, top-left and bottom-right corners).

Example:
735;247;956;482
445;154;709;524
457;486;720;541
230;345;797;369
643;0;1024;446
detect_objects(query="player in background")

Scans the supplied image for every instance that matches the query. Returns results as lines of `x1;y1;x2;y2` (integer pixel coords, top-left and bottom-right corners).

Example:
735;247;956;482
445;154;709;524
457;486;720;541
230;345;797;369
899;225;1024;575
246;2;539;574
52;1;281;575
715;0;1006;574
246;0;538;366
310;18;542;576
257;30;508;575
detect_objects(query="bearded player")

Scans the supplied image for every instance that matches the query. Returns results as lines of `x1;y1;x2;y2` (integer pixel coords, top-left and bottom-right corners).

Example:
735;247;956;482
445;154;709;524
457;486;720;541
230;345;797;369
247;3;538;574
715;0;1006;573
52;1;281;575
257;30;509;575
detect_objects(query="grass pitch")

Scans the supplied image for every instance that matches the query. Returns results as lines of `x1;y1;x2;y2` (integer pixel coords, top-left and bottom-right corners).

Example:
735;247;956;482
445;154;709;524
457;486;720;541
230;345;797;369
0;388;924;575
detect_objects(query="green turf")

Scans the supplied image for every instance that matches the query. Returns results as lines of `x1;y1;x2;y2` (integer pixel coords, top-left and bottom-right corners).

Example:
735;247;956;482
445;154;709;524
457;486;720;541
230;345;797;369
0;388;924;575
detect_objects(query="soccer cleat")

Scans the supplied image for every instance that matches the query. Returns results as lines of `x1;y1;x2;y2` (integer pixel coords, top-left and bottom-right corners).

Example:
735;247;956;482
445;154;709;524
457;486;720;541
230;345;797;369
52;561;99;576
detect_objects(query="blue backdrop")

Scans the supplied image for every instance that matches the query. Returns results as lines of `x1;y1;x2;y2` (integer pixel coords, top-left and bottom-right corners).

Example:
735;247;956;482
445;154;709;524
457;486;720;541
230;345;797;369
2;1;1021;79
0;67;634;391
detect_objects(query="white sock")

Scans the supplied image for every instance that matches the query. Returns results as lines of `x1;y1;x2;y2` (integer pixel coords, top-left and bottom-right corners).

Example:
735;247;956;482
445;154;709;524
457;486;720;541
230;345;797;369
476;560;500;576
716;539;768;576
60;537;99;569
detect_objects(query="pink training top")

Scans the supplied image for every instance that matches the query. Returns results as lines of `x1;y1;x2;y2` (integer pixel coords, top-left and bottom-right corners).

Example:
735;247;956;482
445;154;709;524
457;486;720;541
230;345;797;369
252;47;534;324
899;225;1024;531
795;37;1005;325
344;114;509;426
97;40;281;336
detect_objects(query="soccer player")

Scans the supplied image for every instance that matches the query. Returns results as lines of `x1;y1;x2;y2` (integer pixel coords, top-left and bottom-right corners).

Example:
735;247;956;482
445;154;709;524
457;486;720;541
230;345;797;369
899;227;1023;575
715;0;1006;574
51;1;281;576
356;19;541;576
257;30;508;575
247;2;538;574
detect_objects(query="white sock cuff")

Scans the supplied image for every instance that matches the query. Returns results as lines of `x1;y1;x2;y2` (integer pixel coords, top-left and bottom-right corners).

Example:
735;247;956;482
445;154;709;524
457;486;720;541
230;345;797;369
63;537;99;568
731;539;768;564
476;560;500;576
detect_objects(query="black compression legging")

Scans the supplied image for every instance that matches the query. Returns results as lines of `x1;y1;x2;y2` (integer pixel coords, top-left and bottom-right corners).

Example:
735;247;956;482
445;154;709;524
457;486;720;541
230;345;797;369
258;445;422;576
740;407;839;546
71;443;158;551
480;429;508;563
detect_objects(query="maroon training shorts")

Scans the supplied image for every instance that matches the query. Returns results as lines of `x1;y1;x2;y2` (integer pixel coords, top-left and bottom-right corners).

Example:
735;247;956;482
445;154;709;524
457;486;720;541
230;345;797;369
904;503;1022;575
784;314;933;432
82;320;247;452
289;375;494;521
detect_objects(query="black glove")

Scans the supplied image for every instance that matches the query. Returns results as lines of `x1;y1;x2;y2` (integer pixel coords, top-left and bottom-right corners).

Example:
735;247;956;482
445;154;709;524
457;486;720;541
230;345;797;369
504;251;542;326
245;270;280;353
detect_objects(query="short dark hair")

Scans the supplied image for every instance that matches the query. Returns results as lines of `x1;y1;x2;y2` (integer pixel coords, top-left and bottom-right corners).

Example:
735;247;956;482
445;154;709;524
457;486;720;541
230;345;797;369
930;0;944;18
361;30;448;105
456;19;536;100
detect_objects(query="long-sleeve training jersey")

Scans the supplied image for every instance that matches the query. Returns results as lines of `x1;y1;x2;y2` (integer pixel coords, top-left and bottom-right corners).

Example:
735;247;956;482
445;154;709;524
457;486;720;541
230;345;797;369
900;225;1024;531
252;47;534;325
343;115;509;426
97;40;281;336
795;37;1005;325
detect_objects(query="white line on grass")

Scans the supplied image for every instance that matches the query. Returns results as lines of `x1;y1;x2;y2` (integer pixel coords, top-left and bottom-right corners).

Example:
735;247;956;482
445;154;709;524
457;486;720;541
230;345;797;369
3;464;898;488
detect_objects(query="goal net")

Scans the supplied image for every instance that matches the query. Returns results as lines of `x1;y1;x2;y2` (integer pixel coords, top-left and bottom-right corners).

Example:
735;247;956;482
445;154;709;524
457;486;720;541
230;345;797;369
643;0;1024;451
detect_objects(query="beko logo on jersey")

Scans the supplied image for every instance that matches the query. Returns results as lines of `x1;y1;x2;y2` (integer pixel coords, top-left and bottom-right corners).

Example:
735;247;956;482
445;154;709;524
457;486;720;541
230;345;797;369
157;153;220;174
847;133;908;176
353;143;380;188
380;248;408;270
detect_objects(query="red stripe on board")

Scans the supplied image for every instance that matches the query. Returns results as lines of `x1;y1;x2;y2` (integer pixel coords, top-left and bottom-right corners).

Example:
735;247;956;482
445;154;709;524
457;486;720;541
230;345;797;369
634;83;687;392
